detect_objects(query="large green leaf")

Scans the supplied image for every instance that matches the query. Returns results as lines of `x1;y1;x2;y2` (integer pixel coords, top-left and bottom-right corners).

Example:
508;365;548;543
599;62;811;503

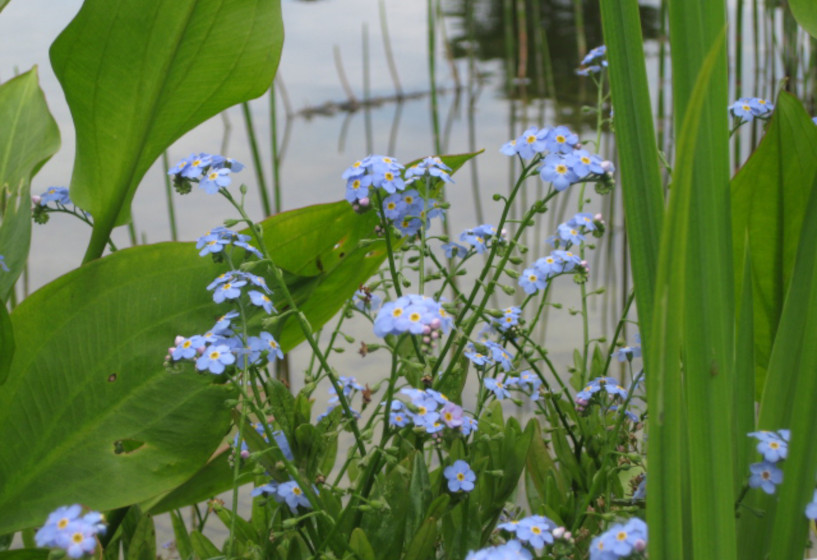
0;200;387;533
0;68;60;302
731;93;817;393
789;0;817;39
0;243;237;534
0;244;232;533
763;175;817;560
49;0;284;262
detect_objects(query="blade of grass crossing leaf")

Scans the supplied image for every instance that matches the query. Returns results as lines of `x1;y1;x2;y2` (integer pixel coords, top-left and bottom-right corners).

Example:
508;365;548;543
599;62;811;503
647;28;734;560
733;244;755;493
674;20;737;560
599;0;664;343
760;175;817;558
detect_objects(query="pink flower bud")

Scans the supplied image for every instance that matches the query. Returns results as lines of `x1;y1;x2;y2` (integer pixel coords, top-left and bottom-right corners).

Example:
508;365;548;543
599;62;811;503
430;318;441;330
431;331;439;340
31;195;41;205
423;336;431;344
553;527;565;539
594;213;603;222
422;325;431;335
240;450;250;459
359;197;370;207
174;335;185;345
601;160;614;173
634;539;646;552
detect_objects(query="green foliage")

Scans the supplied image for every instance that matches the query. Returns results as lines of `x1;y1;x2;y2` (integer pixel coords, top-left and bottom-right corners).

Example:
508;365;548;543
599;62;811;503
0;68;60;302
0;304;12;385
49;0;284;262
738;173;817;558
0;242;238;535
0;197;386;533
788;0;817;39
598;0;664;342
731;92;817;393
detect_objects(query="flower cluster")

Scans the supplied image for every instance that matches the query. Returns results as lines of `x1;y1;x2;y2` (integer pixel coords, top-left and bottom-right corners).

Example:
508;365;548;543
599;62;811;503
317;376;365;420
615;334;642;363
168;152;244;194
806;489;817;520
32;186;90;225
35;505;106;558
518;249;585;295
576;45;608;76
589;517;647;560
389;387;478;436
373;294;452;338
196;226;261;258
233;421;293;461
729;97;774;122
501;125;614;192
548;212;605;250
382;189;445;237
342;155;406;205
492;306;521;332
444;459;476;492
498;514;559;550
33;186;72;206
484;371;542;402
575;376;638;422
207;269;273;309
169;312;283;374
449;224;503;255
747;429;789;494
404;155;454;184
352;285;383;313
466;540;532;560
252;479;312;514
465;340;514;372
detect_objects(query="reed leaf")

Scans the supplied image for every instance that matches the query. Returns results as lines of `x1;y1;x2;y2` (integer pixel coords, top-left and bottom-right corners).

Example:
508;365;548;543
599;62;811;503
648;25;735;559
598;0;664;343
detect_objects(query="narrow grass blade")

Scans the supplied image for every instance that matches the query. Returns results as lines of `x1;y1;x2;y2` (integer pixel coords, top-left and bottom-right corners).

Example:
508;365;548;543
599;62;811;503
599;0;664;343
648;26;736;560
733;243;756;492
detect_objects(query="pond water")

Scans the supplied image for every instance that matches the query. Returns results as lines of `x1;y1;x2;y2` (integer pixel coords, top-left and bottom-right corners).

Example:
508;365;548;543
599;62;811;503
1;0;811;549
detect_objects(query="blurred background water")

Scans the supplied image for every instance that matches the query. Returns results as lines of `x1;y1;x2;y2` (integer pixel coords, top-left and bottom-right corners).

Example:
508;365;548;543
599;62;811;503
1;0;815;549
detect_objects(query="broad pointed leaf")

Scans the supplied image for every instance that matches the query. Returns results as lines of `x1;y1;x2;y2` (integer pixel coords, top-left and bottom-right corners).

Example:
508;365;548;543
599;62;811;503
0;243;237;535
0;200;387;533
49;0;284;261
731;92;817;393
789;0;817;39
0;68;60;301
